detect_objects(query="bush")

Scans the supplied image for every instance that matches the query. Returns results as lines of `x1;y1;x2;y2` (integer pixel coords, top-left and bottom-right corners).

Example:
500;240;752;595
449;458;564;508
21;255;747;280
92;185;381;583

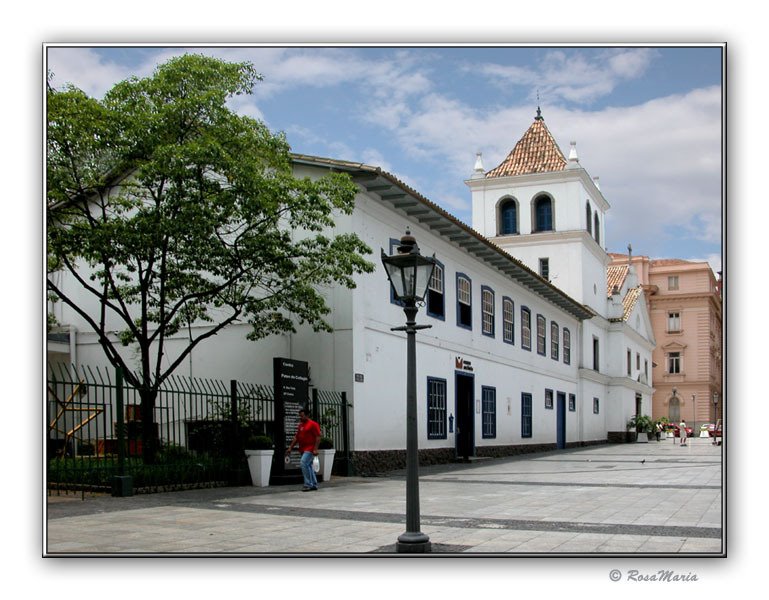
318;437;334;449
245;435;274;449
627;414;654;433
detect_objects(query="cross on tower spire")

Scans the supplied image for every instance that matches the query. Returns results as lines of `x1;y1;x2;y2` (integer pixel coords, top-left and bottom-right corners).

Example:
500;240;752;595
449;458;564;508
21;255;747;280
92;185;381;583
535;90;543;120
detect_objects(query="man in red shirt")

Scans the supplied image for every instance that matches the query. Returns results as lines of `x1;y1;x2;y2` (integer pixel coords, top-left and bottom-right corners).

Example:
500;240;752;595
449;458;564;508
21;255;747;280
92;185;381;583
285;408;321;491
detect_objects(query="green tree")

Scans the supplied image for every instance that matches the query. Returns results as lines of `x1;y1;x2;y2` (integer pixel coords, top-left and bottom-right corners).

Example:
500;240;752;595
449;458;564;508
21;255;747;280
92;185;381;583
47;55;373;463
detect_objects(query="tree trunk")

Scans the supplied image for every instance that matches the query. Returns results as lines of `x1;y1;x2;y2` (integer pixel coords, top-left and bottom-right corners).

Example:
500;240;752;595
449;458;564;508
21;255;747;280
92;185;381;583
140;388;159;465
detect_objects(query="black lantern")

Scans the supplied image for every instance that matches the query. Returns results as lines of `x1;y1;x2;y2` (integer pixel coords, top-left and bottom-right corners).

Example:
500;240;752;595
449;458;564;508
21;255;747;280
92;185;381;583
381;229;436;553
381;229;437;305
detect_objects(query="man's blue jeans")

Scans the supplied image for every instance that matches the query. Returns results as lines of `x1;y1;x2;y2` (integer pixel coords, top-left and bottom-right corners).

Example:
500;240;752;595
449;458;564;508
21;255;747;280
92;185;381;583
300;451;318;489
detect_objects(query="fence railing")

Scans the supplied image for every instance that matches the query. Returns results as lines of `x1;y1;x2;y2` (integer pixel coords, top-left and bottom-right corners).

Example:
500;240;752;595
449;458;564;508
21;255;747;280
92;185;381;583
47;363;350;493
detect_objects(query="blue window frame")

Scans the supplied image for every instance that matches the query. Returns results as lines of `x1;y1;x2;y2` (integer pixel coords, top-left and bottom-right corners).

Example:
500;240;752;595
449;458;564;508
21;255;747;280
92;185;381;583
481;386;496;439
427;377;448;439
536;314;547;356
499;199;517;235
563;328;571;365
502;297;514;345
481;286;495;337
569;393;576;412
551;321;559;360
521;393;533;438
456;273;472;330
535;196;553;232
545;388;553;409
426;259;445;320
521;306;532;351
593;397;600;414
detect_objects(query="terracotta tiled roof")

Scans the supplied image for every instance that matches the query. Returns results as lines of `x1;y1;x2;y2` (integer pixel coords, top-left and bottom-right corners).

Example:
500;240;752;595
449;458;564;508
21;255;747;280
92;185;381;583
486;117;567;178
621;286;642;322
607;265;628;297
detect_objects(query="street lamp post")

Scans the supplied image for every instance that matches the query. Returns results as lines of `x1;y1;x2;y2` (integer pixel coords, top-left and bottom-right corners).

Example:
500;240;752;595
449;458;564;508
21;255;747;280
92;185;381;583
381;229;437;554
671;387;678;443
692;393;696;432
713;392;719;422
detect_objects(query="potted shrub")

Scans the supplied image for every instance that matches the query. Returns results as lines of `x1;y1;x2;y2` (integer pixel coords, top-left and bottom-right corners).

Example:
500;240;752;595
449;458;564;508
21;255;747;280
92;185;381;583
317;437;335;483
244;435;274;487
627;415;653;443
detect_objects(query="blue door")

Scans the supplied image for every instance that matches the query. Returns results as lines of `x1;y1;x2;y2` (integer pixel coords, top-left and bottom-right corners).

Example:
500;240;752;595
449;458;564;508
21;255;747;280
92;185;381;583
556;392;566;449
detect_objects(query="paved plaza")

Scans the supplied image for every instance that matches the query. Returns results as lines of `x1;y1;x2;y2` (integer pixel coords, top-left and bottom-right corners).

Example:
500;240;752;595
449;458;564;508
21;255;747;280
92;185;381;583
45;436;723;556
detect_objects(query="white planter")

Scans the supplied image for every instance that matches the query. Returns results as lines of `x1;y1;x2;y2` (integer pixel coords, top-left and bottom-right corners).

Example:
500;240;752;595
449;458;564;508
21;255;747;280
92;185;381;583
636;431;648;443
245;449;274;487
318;449;336;482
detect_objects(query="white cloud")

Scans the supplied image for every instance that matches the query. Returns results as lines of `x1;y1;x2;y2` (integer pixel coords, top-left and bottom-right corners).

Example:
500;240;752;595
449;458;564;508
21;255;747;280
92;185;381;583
476;48;658;105
361;78;720;260
46;48;142;97
44;46;721;264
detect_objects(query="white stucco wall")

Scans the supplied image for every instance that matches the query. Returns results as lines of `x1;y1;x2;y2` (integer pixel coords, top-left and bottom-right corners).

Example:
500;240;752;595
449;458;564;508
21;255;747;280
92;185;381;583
48;158;652;458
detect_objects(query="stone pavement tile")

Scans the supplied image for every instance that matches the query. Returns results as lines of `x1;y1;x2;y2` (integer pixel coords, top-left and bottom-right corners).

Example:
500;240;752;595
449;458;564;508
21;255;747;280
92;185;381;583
549;533;613;553
595;535;649;553
46;439;722;556
489;531;581;553
637;537;686;553
443;529;538;553
679;538;723;553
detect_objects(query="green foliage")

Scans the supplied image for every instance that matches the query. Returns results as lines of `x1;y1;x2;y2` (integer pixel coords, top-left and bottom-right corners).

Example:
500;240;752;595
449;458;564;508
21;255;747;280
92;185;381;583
318;437;334;449
47;449;229;490
318;407;339;431
627;414;654;433
245;435;274;450
46;54;374;462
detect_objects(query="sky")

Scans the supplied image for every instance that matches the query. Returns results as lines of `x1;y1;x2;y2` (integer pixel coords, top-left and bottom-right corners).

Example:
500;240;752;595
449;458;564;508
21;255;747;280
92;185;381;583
45;44;723;274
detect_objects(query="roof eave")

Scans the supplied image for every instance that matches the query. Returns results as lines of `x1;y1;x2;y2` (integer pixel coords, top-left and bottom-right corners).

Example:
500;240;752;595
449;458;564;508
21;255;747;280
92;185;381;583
291;153;595;322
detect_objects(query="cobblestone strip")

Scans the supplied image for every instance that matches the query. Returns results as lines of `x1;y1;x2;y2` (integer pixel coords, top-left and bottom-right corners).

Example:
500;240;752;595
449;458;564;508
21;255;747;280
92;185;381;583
203;501;721;539
422;478;721;490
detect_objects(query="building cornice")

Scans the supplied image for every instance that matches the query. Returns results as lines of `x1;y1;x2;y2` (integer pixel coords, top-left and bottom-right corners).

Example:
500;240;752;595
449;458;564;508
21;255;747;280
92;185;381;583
465;167;610;211
579;367;611;385
491;229;610;265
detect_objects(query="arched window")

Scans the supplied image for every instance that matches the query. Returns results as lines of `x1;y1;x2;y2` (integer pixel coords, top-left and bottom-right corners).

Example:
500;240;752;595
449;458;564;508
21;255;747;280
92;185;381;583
669;395;681;422
499;199;518;235
534;195;553;232
593;211;600;245
586;202;592;235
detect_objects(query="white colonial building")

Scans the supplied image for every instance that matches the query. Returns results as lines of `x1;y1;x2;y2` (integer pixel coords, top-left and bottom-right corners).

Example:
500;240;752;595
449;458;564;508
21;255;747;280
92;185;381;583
48;111;655;470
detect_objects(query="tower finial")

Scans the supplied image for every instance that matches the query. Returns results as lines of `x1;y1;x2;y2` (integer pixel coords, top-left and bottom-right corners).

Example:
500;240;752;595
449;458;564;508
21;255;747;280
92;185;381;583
535;90;543;120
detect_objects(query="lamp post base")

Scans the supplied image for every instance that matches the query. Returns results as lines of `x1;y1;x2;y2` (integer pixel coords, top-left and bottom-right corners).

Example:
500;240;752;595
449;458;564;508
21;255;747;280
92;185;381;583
396;532;432;553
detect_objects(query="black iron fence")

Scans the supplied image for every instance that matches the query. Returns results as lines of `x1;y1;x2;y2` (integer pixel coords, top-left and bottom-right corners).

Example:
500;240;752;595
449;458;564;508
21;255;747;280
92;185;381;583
47;363;350;494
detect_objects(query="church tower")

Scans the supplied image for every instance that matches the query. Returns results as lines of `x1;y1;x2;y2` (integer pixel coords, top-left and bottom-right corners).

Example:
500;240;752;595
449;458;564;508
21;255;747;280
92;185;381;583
467;109;610;317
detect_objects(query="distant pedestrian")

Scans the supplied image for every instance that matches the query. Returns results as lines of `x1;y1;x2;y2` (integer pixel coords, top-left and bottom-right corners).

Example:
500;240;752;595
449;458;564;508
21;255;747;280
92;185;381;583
286;408;321;491
679;419;688;446
655;422;663;442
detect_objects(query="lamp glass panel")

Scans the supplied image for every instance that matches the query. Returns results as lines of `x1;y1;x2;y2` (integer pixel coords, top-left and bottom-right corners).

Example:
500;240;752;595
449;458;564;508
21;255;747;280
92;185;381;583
384;261;407;299
413;261;435;301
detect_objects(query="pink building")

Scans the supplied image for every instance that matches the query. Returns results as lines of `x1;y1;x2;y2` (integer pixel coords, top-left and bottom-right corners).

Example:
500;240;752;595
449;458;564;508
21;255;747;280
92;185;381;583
609;254;723;430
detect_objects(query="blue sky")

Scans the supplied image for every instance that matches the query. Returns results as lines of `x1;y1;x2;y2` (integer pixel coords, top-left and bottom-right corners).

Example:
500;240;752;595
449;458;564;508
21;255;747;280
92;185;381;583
46;44;723;273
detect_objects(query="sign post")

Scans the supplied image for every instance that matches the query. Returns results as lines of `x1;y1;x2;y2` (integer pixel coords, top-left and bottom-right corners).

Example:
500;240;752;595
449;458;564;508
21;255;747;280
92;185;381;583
273;358;310;474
